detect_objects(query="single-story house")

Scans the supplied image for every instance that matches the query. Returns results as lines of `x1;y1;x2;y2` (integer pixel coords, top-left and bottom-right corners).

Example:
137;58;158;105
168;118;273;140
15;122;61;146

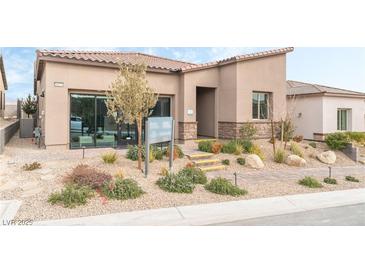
0;54;8;118
287;80;365;140
34;47;293;149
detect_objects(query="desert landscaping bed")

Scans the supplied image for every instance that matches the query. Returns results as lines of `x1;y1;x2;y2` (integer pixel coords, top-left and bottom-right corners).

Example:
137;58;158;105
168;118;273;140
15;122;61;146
1;136;365;222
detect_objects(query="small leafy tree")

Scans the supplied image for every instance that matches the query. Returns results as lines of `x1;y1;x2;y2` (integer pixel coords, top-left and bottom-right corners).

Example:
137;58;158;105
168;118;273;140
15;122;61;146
106;63;158;170
21;94;37;118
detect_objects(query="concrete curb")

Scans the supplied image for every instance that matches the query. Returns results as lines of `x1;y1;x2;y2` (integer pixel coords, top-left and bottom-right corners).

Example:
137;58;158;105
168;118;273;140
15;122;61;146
35;188;365;226
0;200;22;225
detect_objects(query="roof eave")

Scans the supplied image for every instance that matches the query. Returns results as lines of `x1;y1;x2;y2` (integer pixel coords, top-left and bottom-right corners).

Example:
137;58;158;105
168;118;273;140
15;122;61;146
35;56;179;77
287;91;365;99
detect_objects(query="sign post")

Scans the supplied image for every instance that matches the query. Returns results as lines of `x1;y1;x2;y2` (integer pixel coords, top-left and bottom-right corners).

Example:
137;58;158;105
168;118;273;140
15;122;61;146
145;117;174;177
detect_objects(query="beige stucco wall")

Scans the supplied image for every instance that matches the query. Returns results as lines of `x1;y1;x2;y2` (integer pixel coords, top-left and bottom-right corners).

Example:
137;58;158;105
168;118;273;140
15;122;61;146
218;63;237;122
40;62;180;148
38;52;289;148
288;95;324;139
323;96;365;133
236;54;287;122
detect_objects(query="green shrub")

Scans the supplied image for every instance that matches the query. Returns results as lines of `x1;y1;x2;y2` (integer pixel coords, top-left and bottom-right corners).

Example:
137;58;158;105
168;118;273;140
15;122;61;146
102;178;144;200
153;148;164;160
308;142;317;148
222;159;230;165
126;145;155;162
205;177;247;196
222;140;238;154
239;139;253;153
325;132;350;150
346;132;365;144
126;145;145;161
156;173;195;193
323;177;337;184
345;176;360;182
48;184;94;208
101;151;118;164
298;176;323;188
177;167;207;184
239;122;257;141
22;162;41;171
236;157;245;165
290;142;303;157
198;141;213;153
248;144;265;160
64;164;112;189
274;148;286;163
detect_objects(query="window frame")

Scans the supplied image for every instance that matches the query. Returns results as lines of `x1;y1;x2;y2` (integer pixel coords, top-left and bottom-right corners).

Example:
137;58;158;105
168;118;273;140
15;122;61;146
252;91;270;120
337;108;350;131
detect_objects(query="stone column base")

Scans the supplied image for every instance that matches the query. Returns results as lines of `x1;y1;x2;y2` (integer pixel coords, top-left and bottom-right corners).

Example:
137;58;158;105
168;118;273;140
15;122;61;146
218;121;280;139
178;122;197;140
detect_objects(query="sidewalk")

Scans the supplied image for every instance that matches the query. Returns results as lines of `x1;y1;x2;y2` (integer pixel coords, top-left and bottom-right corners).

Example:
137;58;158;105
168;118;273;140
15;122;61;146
35;188;365;226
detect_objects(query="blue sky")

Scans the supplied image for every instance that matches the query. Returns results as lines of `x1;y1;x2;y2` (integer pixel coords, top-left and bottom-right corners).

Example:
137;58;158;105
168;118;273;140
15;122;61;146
1;47;365;103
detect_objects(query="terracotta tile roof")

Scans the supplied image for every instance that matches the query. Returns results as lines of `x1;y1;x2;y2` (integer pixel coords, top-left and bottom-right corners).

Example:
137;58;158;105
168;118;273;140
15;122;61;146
180;47;294;72
287;80;365;97
36;47;294;74
0;54;7;90
36;50;195;71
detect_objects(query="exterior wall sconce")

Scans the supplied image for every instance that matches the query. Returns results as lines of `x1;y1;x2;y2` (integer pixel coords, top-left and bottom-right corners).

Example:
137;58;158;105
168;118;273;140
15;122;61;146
297;112;302;118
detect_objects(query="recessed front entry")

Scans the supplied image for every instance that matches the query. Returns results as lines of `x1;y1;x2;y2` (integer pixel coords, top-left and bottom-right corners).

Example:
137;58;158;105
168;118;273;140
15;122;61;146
69;93;171;148
196;87;216;137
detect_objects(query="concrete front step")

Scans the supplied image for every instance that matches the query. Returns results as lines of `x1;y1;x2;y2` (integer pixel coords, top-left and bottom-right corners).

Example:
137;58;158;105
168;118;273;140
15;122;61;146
186;152;214;160
193;159;220;166
194;139;217;143
199;165;226;172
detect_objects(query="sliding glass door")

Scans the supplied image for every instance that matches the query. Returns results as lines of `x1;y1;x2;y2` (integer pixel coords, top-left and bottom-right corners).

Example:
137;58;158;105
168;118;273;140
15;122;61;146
70;94;117;148
70;94;171;148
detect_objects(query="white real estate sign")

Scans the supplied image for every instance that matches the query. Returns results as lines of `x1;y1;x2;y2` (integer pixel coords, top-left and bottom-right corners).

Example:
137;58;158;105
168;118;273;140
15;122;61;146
145;117;174;177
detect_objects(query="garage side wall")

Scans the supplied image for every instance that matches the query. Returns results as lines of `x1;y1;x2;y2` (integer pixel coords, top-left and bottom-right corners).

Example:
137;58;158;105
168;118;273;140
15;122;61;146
288;95;324;140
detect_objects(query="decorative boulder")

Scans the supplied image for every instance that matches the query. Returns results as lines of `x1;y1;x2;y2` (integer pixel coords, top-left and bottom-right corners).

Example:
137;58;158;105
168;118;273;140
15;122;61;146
246;154;264;169
317;151;336;164
286;155;306;167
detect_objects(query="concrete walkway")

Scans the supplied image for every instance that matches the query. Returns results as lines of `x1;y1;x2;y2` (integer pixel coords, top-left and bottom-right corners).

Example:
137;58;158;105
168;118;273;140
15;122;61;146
0;200;22;225
212;203;365;225
35;188;365;226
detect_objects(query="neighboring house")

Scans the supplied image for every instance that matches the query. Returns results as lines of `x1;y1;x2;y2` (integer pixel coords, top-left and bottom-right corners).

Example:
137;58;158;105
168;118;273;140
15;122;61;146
34;47;293;149
287;80;365;140
0;54;8;118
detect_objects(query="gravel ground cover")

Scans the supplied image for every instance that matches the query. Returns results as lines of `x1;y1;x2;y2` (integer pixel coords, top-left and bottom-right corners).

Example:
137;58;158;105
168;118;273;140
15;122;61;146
1;134;364;221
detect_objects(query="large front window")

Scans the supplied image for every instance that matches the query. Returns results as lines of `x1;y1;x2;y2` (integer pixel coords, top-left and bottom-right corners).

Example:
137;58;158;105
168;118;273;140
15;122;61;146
337;109;350;131
252;92;269;119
